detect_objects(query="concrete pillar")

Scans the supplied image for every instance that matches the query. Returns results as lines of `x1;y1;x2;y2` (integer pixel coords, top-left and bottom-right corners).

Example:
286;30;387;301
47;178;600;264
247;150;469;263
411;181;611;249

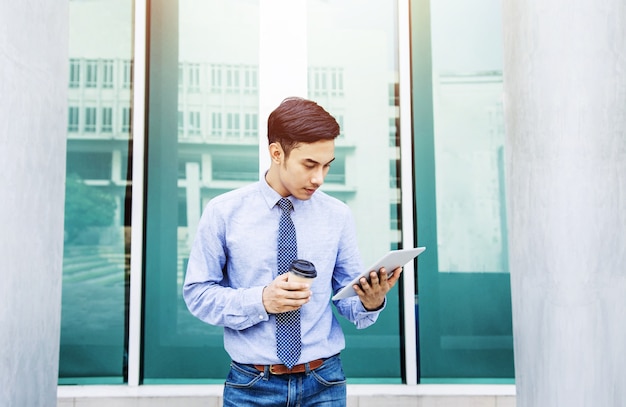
0;2;68;406
503;2;626;406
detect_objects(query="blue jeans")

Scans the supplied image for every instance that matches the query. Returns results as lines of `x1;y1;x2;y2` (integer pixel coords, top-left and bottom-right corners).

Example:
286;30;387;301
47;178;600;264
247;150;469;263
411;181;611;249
223;354;346;407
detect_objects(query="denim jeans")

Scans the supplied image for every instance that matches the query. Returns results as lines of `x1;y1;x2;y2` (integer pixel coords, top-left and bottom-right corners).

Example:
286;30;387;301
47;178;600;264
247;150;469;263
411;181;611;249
223;354;346;407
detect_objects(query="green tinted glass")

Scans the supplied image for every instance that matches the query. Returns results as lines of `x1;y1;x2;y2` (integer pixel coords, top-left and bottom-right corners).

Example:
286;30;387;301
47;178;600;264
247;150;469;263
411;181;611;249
142;0;260;382
307;0;404;382
412;0;515;382
60;0;133;384
143;0;405;384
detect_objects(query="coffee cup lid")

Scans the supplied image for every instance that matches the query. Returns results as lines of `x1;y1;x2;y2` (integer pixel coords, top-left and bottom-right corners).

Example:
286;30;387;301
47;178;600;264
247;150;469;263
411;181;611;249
290;259;317;278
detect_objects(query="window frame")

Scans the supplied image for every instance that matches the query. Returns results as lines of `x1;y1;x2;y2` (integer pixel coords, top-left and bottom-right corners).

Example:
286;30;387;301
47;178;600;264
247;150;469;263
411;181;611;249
126;0;418;387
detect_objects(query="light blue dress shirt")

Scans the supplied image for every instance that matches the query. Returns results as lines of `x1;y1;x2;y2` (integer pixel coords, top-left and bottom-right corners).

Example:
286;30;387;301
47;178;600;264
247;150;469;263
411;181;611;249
183;178;384;365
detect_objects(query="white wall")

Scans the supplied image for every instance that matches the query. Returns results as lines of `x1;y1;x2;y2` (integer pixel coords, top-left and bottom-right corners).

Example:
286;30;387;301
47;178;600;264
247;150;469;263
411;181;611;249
503;1;626;406
0;2;68;405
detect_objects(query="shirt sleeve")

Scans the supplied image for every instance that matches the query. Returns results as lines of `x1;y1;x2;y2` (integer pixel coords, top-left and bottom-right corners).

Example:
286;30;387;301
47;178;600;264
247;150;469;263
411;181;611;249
182;201;270;330
330;208;385;329
333;296;386;329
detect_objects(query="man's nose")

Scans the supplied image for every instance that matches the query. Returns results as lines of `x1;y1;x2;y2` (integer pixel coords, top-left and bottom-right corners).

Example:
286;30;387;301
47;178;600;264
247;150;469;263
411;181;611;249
311;167;324;186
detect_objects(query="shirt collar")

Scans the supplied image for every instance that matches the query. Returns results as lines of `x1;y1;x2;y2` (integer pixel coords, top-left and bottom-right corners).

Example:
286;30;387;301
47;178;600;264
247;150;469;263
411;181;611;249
259;175;287;209
259;174;305;211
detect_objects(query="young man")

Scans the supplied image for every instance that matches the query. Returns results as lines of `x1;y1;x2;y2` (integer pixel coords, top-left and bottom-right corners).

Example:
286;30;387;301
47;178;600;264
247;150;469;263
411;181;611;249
183;97;401;406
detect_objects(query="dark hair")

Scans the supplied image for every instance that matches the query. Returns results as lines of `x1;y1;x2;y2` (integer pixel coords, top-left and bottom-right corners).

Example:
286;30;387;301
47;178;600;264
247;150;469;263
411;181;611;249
267;97;340;156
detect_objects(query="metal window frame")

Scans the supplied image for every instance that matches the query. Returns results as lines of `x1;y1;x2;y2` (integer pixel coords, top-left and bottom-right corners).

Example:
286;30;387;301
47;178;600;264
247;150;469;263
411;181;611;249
127;0;148;387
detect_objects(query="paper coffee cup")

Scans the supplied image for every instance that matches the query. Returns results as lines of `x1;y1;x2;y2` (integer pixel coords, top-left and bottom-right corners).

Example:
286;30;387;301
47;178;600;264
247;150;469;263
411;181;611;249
287;259;317;284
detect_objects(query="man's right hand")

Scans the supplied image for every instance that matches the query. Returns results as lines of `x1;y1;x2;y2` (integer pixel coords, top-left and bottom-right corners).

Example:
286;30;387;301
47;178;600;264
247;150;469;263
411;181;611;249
262;274;312;314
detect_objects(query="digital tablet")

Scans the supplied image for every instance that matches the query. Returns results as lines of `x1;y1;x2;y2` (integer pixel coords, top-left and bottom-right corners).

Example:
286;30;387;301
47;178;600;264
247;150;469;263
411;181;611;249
332;247;426;300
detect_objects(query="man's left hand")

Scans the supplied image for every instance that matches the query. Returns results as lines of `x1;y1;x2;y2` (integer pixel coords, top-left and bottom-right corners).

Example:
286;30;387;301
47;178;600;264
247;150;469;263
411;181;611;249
354;267;402;311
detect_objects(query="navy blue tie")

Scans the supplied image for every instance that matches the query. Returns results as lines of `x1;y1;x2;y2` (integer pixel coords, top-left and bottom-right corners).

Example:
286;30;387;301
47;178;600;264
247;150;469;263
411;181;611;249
275;198;300;368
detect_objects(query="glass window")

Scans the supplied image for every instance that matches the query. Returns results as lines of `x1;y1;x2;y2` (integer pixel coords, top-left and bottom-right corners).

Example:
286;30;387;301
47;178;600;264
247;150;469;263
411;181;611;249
225;65;239;93
102;107;113;133
142;0;261;383
67;152;112;181
121;107;131;133
187;63;200;93
69;59;81;88
412;0;514;382
60;0;133;385
244;112;257;138
102;59;114;88
308;66;345;98
62;0;407;386
68;106;79;132
211;111;222;137
307;0;404;381
58;0;516;387
212;154;258;182
243;65;257;94
85;59;98;88
123;60;132;88
84;107;97;133
225;112;240;137
188;110;201;135
141;0;404;384
210;64;222;92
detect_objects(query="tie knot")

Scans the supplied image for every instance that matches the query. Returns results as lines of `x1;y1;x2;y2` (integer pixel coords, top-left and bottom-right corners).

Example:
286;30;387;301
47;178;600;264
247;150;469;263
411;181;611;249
277;198;293;213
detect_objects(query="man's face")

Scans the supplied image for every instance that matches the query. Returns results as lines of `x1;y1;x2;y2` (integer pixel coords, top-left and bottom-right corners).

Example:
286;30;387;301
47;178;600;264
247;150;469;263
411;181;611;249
278;139;335;200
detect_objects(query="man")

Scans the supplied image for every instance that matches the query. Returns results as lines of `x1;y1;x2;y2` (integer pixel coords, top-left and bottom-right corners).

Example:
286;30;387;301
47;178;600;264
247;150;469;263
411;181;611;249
183;97;401;406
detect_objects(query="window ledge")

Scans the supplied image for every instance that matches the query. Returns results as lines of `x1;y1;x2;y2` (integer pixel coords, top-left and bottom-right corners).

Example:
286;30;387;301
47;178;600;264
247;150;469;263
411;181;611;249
58;383;516;399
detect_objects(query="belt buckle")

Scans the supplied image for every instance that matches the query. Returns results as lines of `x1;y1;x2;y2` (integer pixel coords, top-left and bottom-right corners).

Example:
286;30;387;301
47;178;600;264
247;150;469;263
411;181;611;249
269;364;286;375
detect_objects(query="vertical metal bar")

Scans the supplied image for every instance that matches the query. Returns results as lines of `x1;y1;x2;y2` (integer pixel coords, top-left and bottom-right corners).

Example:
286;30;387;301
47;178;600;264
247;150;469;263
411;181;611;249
398;0;419;386
127;0;148;387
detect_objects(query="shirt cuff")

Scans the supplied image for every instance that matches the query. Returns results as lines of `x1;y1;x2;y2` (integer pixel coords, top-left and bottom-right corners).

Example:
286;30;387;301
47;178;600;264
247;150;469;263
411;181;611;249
352;297;385;329
243;285;269;324
357;297;387;316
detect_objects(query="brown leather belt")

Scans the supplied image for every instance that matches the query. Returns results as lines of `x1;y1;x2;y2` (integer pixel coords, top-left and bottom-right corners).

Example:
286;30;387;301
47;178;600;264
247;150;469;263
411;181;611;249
254;358;324;375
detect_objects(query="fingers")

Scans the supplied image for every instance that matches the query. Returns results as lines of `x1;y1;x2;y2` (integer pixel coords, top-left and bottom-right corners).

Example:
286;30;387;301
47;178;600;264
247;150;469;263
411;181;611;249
262;276;312;314
354;267;404;296
385;267;403;286
355;271;379;293
274;295;310;313
354;267;404;311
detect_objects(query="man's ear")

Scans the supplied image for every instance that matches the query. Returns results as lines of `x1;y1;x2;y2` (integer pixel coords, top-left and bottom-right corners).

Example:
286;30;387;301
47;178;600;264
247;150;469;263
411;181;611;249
269;142;283;164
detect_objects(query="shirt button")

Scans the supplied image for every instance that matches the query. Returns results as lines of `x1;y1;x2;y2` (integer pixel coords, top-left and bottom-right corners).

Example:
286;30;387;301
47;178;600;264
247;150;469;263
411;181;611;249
259;315;264;320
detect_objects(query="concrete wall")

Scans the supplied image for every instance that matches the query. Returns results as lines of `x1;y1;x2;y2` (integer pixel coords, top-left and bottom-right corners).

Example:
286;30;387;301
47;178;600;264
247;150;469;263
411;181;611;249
0;2;68;406
503;1;626;406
